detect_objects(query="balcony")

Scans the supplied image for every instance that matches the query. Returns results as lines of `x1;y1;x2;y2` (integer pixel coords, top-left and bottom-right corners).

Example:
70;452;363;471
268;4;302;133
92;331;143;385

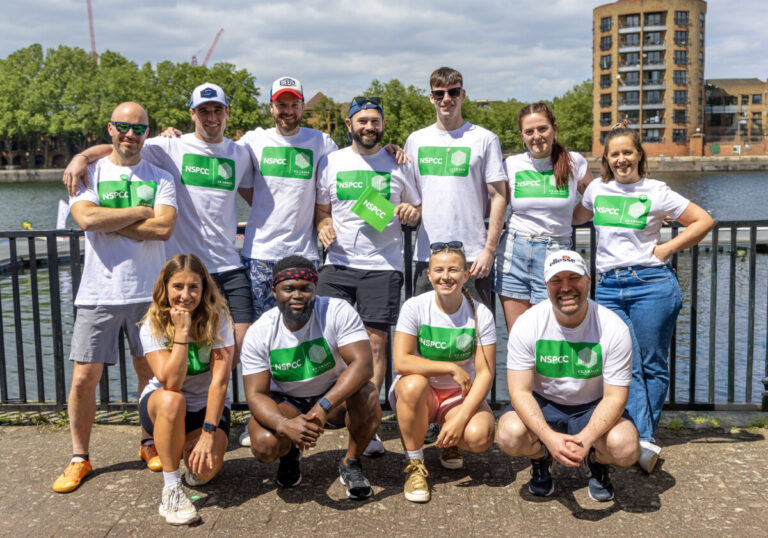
642;122;666;129
643;24;667;32
618;45;641;53
619;25;641;34
642;63;666;70
618;84;641;92
618;103;641;111
619;64;641;72
643;102;666;110
643;81;666;90
642;135;664;143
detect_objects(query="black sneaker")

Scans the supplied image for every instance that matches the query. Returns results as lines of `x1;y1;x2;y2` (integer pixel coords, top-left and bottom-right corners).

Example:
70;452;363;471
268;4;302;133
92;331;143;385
528;449;554;497
276;445;302;488
587;449;614;502
424;423;440;445
338;458;372;500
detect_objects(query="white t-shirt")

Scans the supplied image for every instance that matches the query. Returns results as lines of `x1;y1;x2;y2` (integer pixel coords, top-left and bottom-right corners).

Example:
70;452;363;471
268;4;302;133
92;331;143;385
395;291;496;390
405;122;506;262
141;134;253;273
506;151;588;238
70;157;176;306
238;127;337;261
240;296;369;397
581;177;690;272
507;299;633;406
316;147;421;271
139;313;234;412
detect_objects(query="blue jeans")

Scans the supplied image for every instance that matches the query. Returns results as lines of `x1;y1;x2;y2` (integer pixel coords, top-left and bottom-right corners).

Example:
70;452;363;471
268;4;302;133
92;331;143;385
595;264;682;442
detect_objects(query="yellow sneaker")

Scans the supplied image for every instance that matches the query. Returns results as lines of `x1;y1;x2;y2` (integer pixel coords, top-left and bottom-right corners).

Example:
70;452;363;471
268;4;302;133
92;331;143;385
439;446;463;470
52;460;93;493
403;459;430;503
139;444;163;472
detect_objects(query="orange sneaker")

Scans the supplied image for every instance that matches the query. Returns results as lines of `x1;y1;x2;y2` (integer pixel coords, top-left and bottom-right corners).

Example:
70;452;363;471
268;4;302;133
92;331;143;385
52;460;93;493
139;443;163;472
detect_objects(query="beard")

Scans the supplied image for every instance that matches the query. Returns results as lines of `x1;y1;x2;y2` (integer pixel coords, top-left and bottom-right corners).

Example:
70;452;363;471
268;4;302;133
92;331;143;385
352;128;382;150
277;296;315;326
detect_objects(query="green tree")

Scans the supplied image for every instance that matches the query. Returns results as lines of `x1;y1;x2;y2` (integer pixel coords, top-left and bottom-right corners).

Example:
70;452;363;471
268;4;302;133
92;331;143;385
307;95;348;148
363;79;433;146
551;80;593;151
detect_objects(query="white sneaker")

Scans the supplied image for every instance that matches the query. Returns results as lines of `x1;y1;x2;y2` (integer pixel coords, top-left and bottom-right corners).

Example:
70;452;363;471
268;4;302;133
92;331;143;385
363;434;386;457
239;430;251;447
159;482;200;525
637;441;662;473
185;469;210;487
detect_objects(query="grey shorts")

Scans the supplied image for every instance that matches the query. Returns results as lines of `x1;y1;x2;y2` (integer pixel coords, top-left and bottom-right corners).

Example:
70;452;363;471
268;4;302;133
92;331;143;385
69;302;150;364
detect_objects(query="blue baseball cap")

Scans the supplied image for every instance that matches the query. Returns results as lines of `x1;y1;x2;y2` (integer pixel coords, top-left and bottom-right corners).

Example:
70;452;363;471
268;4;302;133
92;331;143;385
348;96;383;119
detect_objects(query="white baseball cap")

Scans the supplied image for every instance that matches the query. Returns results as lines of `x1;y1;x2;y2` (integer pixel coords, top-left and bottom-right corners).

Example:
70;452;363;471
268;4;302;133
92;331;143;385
189;82;228;109
544;250;588;282
270;76;304;101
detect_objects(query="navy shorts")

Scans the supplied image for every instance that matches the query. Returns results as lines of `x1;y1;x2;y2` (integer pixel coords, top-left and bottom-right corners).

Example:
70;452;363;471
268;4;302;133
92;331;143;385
139;389;231;437
212;266;253;324
317;264;403;325
504;392;631;435
268;391;342;429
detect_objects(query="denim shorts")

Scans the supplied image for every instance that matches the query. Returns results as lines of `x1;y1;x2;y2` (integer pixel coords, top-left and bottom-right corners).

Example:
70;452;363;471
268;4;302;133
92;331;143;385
493;229;571;304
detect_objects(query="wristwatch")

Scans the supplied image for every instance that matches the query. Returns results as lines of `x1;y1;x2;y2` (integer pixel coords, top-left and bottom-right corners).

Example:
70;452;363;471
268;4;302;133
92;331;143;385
318;397;332;413
202;421;217;432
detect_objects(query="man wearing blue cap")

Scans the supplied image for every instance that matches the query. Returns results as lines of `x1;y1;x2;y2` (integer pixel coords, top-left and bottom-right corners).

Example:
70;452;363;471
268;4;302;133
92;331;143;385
63;82;255;374
315;97;421;456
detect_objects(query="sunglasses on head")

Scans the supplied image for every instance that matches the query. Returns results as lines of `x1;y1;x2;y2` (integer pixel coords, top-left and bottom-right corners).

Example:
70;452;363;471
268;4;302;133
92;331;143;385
351;96;382;107
110;121;148;136
431;87;462;100
430;241;464;252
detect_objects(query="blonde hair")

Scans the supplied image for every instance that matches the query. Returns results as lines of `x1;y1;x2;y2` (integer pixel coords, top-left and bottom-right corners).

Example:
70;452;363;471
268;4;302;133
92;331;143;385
141;253;231;346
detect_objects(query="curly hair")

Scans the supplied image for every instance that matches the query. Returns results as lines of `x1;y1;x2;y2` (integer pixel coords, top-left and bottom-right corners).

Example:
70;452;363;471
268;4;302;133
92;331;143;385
141;253;230;346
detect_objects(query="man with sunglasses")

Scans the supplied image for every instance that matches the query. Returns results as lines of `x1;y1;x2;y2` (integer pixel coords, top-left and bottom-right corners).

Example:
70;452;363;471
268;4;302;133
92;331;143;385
314;97;421;456
404;67;507;311
53;102;177;493
63;82;255;371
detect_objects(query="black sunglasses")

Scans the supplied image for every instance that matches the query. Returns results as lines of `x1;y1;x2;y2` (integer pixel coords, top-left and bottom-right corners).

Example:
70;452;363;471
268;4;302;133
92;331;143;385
351;96;382;107
110;121;148;136
431;87;462;100
430;241;464;252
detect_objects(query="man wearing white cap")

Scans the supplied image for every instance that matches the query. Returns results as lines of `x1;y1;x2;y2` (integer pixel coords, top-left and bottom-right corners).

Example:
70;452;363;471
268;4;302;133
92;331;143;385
496;250;640;502
63;82;254;365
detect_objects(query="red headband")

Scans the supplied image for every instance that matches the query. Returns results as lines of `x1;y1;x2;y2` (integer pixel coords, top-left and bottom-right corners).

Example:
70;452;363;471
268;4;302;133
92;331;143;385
272;267;318;287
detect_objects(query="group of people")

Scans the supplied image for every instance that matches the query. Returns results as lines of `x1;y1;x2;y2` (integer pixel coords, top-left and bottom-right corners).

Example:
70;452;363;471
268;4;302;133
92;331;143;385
52;66;714;525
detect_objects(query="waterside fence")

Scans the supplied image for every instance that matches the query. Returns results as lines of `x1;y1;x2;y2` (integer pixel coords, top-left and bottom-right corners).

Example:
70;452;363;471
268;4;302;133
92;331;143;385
1;222;767;412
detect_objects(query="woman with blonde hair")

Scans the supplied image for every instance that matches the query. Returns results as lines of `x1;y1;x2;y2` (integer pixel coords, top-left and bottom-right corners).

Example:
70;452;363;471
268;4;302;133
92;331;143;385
138;254;234;525
390;242;496;503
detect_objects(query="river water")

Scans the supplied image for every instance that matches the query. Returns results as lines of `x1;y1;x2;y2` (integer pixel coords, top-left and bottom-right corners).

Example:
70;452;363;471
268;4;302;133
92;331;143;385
1;171;767;405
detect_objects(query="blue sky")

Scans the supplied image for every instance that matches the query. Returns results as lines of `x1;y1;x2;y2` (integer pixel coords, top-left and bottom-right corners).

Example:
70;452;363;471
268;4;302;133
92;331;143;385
1;0;764;102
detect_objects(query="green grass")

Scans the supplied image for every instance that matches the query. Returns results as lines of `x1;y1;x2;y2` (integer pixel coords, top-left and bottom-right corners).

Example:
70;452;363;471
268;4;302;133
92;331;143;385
664;418;685;431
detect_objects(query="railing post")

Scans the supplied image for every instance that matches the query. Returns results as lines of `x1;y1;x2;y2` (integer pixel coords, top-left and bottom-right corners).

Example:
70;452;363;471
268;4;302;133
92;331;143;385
47;234;67;408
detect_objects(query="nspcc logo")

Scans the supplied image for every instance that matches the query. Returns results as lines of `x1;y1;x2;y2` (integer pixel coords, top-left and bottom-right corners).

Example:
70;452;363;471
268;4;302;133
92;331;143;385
535;339;602;379
336;170;392;200
418;326;476;362
417;146;471;177
181;154;236;190
97;180;157;208
269;337;335;382
593;195;651;229
513;169;568;199
260;147;314;180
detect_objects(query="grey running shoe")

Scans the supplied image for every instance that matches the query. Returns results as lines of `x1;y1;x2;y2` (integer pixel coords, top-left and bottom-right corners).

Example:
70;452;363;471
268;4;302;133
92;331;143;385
528;451;554;497
338;458;372;500
276;445;302;488
363;434;386;457
424;423;440;445
238;430;251;448
587;450;614;502
159;482;200;525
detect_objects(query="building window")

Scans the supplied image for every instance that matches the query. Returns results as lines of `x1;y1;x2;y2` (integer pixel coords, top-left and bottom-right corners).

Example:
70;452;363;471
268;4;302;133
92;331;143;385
673;129;687;143
674;11;689;25
600;112;612;126
699;72;704;84
644;70;664;85
622;52;640;66
673;70;688;85
752;112;762;124
623;91;639;105
674;30;688;45
600;36;612;51
622;110;639;124
645;90;663;104
600;74;612;89
645;51;663;65
699;13;705;27
699;51;704;66
674;90;688;105
645;12;663;26
674;50;688;65
753;94;763;105
673;110;688;124
741;95;749;105
600;55;612;69
700;32;704;46
644;110;663;124
601;16;612;32
600;94;612;107
600;131;609;144
623;14;640;28
622;33;640;47
645;32;663;46
624;71;639;86
644;129;662;143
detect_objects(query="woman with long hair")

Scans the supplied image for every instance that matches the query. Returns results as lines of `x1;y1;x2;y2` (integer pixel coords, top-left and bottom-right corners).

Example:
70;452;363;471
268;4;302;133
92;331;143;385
138;254;234;525
575;126;714;472
390;242;496;503
495;102;593;332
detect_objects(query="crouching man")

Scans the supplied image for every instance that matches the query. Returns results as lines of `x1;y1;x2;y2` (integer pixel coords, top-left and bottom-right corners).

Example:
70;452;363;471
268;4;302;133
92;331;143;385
239;256;382;499
497;250;640;501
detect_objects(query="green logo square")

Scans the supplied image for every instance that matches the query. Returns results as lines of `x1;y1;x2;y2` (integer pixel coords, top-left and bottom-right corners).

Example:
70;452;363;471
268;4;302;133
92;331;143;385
261;147;314;179
97;179;157;208
336;170;391;200
418;325;476;362
535;340;602;379
593;195;651;229
350;187;395;232
181;154;236;190
514;170;568;198
417;146;471;177
269;337;335;382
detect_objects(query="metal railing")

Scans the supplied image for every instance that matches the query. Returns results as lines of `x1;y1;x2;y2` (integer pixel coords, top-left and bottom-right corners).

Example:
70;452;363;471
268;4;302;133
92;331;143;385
2;222;768;412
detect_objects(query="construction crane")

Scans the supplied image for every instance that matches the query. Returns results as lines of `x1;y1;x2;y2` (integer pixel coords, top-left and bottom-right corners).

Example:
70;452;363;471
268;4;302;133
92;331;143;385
86;0;98;63
192;28;224;67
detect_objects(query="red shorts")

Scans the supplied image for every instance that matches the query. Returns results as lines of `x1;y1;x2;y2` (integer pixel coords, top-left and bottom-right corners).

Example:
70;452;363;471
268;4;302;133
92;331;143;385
428;386;464;424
